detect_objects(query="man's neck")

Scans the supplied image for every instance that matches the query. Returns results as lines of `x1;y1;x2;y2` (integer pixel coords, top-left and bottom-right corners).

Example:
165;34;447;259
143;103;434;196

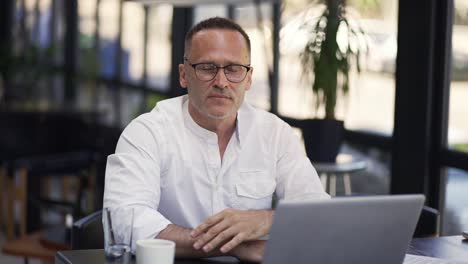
188;102;237;159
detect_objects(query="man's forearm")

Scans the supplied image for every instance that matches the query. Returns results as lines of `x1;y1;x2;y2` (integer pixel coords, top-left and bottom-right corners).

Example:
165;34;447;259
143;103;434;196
156;224;227;258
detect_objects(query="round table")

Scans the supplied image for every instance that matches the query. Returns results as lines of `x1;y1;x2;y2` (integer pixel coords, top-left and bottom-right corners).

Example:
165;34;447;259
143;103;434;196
313;154;367;196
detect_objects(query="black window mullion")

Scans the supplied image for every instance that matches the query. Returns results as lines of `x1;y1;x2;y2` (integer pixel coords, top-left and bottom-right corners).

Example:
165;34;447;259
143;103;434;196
227;5;235;19
140;5;150;113
63;0;78;105
392;0;454;213
270;1;280;114
427;0;453;211
48;0;56;103
33;0;40;43
93;0;102;112
114;0;124;125
20;0;28;48
392;0;437;196
169;7;192;97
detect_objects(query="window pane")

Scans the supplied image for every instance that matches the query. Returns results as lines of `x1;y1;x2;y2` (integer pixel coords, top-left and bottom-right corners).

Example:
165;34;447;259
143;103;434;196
442;168;468;235
78;0;98;83
279;0;398;134
237;3;271;110
330;143;391;195
193;4;271;110
121;2;144;83
79;0;96;36
147;5;172;91
98;0;120;78
448;0;468;152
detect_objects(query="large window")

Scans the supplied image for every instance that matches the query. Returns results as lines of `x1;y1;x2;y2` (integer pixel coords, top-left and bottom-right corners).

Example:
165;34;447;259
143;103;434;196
449;0;468;152
193;3;273;110
278;0;398;135
442;0;468;236
443;168;468;235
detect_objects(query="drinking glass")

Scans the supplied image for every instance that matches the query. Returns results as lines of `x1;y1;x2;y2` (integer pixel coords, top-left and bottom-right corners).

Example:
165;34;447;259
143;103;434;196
103;207;134;259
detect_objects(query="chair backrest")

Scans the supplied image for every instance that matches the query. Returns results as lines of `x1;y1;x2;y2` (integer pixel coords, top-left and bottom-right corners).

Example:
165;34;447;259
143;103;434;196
71;210;103;250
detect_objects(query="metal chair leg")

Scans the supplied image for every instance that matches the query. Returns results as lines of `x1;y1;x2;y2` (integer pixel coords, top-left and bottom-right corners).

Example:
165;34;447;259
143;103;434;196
344;173;352;195
320;173;328;192
329;174;337;196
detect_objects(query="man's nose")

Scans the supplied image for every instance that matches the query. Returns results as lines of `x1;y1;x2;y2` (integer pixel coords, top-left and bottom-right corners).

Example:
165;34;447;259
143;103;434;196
213;69;229;87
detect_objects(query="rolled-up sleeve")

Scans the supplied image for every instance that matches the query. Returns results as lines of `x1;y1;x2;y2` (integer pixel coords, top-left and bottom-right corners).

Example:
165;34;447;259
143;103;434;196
103;118;171;250
275;124;330;202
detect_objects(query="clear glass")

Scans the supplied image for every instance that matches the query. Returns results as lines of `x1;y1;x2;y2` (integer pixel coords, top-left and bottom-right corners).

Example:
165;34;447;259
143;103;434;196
103;207;134;259
121;2;145;83
279;0;398;135
78;0;98;90
192;3;271;110
448;1;468;151
98;0;120;78
147;4;172;91
442;168;468;235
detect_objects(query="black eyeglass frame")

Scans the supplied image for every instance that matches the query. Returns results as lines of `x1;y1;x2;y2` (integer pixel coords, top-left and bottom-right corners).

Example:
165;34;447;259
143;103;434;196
184;58;251;83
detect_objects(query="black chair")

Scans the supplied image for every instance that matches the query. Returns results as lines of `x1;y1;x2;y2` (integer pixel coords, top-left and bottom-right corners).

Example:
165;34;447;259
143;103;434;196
414;206;439;237
72;210;104;250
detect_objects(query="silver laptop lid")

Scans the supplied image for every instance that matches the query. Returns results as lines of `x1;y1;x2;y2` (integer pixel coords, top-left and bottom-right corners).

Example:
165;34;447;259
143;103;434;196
263;194;425;264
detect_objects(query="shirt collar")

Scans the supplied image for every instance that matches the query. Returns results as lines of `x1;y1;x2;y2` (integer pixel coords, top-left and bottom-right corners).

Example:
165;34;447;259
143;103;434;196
182;96;244;147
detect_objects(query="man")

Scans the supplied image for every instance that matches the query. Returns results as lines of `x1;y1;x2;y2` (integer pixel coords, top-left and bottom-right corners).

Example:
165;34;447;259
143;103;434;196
103;17;329;262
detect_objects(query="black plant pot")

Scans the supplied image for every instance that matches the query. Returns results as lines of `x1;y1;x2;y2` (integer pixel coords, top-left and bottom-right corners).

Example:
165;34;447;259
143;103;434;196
302;119;344;162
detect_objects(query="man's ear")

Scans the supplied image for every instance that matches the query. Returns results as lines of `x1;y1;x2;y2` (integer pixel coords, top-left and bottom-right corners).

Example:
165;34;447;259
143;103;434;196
245;66;253;91
179;64;188;88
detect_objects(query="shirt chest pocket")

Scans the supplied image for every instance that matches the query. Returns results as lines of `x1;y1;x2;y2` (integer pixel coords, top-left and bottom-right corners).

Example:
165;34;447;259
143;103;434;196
231;171;276;210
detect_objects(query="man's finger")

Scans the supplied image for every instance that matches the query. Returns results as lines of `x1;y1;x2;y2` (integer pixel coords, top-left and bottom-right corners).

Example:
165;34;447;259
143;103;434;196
193;220;230;250
201;228;236;253
191;213;224;237
220;232;247;253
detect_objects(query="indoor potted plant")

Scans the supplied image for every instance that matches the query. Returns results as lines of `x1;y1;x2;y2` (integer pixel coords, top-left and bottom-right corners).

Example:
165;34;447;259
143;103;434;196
298;0;367;162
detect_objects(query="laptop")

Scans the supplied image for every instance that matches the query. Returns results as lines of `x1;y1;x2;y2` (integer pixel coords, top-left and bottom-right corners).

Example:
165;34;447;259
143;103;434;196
263;194;425;264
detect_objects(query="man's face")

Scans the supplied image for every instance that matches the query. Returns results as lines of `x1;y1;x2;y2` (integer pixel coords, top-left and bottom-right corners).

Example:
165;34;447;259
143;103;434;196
179;29;253;120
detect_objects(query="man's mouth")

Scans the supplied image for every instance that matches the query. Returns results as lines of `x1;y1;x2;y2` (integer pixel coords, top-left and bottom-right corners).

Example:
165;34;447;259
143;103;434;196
209;94;231;99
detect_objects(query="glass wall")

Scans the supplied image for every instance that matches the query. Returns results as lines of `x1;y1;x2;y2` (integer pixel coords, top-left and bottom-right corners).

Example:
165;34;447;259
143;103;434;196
147;5;172;92
449;0;468;151
279;0;398;135
443;168;468;235
442;0;468;236
193;3;272;110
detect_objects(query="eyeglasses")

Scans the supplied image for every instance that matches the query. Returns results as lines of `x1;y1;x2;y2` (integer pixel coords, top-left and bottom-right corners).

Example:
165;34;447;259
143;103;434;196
184;58;251;83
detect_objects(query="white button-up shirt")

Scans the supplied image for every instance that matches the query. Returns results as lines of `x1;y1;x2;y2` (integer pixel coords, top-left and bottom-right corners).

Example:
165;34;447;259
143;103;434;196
103;95;329;246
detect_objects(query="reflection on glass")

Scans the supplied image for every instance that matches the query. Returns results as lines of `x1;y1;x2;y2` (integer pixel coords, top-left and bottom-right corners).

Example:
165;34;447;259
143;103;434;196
448;0;468;151
443;168;468;235
279;0;398;135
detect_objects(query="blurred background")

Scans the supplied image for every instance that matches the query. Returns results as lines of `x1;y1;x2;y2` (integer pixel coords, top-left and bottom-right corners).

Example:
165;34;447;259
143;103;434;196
0;0;467;263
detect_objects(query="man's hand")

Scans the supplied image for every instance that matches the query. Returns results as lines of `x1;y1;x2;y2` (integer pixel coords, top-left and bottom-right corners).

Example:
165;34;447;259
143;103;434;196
231;240;266;263
190;209;273;253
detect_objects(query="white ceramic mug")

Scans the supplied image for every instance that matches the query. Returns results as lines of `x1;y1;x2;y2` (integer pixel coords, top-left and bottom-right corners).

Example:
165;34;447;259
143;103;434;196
136;239;176;264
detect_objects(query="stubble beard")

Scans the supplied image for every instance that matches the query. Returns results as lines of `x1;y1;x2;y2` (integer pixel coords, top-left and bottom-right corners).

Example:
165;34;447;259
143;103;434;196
192;98;237;120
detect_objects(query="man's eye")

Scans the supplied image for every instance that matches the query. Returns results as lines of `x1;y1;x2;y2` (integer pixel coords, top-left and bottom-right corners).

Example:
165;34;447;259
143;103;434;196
198;64;217;71
226;65;242;73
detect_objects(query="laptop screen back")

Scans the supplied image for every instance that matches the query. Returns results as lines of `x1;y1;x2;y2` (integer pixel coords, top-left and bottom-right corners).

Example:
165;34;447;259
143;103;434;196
263;194;425;264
